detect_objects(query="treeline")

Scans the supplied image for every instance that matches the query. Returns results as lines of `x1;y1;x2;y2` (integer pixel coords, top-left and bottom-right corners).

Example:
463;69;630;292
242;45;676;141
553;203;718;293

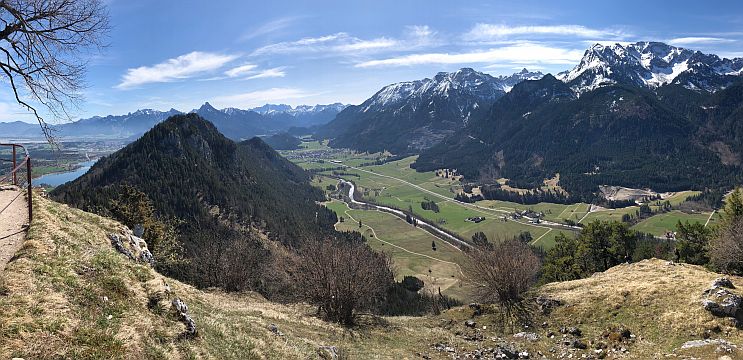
357;154;408;167
685;189;725;210
307;166;345;173
421;199;440;213
541;221;665;282
541;188;743;282
479;185;579;205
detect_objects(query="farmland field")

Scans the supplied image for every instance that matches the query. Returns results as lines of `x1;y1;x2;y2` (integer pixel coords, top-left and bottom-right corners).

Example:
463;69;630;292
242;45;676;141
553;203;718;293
288;142;577;250
327;200;473;301
631;210;717;236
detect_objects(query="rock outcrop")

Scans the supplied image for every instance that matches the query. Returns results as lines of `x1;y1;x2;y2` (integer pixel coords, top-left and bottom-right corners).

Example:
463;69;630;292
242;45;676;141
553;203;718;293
108;225;154;267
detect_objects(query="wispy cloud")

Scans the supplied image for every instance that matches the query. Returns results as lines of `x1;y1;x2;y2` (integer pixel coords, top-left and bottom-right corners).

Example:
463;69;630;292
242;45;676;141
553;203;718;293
246;67;287;79
211;87;313;108
117;52;238;89
667;37;735;46
252;32;401;56
223;64;287;80
0;102;35;122
464;24;624;41
240;16;304;41
334;38;399;52
225;64;258;77
355;42;584;68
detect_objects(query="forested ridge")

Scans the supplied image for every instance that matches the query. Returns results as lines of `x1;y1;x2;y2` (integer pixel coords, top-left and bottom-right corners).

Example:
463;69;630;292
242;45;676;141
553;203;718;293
51;114;339;288
414;76;743;198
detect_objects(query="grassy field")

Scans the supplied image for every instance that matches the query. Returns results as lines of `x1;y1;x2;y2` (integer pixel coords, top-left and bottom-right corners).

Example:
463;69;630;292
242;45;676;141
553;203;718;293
295;141;721;253
631;210;716;236
310;154;576;247
327;200;472;301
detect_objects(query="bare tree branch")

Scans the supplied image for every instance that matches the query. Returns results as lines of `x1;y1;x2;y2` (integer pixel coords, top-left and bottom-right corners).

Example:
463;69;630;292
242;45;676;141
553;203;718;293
0;0;109;144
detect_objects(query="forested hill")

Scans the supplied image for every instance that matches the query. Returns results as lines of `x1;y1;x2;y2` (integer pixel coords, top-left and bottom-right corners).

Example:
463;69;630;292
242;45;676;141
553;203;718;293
51;114;339;288
414;75;743;199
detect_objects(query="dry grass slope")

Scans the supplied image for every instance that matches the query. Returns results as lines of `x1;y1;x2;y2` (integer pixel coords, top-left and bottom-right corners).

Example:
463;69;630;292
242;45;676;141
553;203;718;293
2;194;743;359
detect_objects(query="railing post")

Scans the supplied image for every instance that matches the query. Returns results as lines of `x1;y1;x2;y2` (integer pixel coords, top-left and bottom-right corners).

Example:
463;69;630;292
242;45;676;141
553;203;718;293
27;157;32;222
12;145;17;185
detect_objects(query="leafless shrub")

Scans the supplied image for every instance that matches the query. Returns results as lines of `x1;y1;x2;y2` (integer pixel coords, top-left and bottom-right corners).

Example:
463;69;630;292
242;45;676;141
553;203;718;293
0;0;110;142
464;239;540;305
293;238;393;325
710;218;743;274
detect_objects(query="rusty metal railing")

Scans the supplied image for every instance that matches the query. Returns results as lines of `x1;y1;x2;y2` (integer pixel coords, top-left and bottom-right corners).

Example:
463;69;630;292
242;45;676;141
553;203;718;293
0;143;32;222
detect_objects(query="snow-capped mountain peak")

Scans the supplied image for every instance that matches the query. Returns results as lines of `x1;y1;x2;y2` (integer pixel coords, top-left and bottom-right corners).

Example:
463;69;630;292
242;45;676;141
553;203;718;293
363;68;543;112
249;103;348;115
558;41;743;93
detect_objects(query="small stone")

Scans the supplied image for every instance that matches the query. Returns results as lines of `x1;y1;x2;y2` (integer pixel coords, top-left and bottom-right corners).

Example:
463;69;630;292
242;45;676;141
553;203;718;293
514;332;539;341
268;323;284;336
712;278;735;289
172;298;188;313
133;224;145;238
561;326;582;337
465;319;477;328
469;303;483;316
318;345;339;360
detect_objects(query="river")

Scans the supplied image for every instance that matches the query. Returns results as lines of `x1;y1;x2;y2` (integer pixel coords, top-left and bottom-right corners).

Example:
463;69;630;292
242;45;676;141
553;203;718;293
339;179;470;248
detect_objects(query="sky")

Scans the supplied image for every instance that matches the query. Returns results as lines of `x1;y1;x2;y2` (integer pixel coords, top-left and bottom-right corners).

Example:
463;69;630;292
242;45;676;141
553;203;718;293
3;0;743;123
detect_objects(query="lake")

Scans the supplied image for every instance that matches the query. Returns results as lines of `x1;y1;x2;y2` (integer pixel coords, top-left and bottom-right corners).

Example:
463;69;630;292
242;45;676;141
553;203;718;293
35;160;97;187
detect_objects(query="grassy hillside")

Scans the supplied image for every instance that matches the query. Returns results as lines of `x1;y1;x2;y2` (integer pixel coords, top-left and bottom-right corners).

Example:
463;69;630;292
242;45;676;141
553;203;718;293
3;195;743;359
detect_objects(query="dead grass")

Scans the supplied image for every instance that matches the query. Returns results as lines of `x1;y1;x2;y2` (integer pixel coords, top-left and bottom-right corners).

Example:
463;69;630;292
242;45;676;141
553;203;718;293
3;195;743;359
540;259;743;357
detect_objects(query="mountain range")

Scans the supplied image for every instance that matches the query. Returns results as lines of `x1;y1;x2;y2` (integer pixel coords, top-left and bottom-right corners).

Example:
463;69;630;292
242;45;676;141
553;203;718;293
558;41;743;93
412;43;743;198
318;68;543;153
0;102;347;141
321;42;743;155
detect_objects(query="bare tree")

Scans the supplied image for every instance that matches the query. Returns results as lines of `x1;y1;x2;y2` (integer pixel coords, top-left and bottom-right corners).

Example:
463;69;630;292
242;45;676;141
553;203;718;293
0;0;109;142
464;239;540;306
293;238;393;325
710;218;743;274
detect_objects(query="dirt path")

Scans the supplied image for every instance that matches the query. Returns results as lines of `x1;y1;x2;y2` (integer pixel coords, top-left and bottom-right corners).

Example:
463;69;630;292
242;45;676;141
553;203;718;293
0;186;28;271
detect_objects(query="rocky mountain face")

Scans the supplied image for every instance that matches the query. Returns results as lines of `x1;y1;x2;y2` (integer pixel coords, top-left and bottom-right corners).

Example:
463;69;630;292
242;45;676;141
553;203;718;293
558;41;743;93
320;68;543;154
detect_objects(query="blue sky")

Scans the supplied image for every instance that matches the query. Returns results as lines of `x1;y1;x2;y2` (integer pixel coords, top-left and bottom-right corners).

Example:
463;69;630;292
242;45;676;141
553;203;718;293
3;0;743;123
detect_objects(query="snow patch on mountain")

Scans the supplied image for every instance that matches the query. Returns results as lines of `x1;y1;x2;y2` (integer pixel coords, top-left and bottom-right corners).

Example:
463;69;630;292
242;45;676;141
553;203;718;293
249;103;347;115
362;68;543;113
559;41;743;93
